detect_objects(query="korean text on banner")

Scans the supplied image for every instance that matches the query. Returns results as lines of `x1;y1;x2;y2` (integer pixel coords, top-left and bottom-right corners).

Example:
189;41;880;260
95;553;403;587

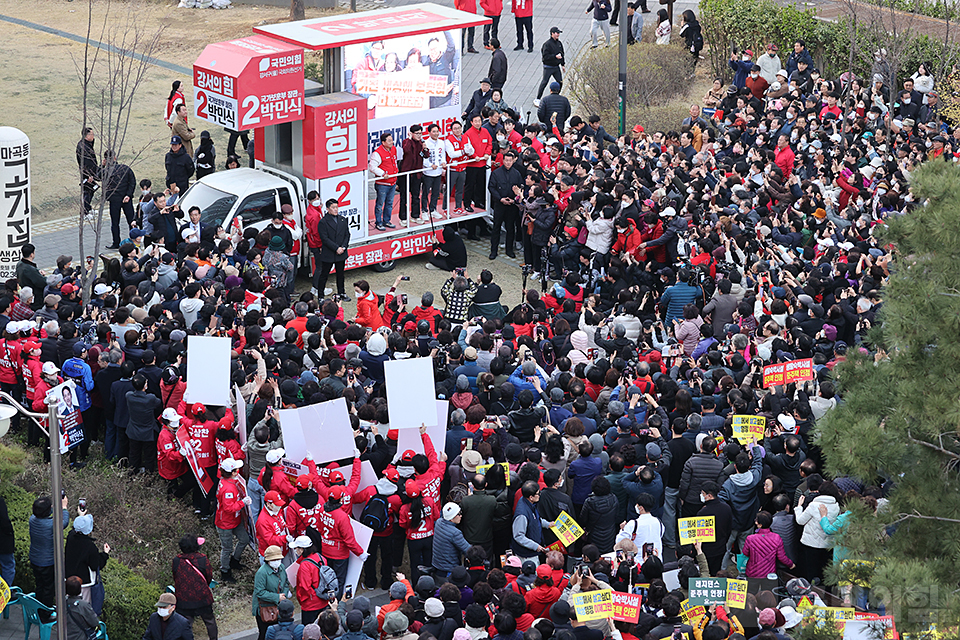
184;336;232;406
725;578;748;609
680;599;707;624
611;592;642;623
550;511;585;547
396;401;448;457
176;427;215;493
384;358;438;429
572;589;613;621
678;516;715;543
235;384;247;447
687;578;727;606
730;415;765;444
762;358;814;388
279;397;355;464
343;519;374;597
0;577;10;610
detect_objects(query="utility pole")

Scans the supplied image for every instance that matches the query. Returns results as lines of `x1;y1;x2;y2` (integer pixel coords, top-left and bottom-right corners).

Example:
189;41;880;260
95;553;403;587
48;400;66;640
617;0;628;136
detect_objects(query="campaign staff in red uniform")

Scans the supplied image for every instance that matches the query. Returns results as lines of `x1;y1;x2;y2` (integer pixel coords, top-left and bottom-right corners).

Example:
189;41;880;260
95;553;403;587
20;339;42;446
285;475;323;539
353;470;402;590
445;121;468;216
399;479;438;585
292;535;328;625
369;133;400;231
157;408;190;499
256;490;291;558
215;457;250;583
259;447;296;506
513;0;534;51
318;486;367;597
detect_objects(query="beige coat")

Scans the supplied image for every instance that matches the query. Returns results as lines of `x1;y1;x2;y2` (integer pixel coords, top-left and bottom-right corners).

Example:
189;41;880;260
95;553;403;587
171;114;196;157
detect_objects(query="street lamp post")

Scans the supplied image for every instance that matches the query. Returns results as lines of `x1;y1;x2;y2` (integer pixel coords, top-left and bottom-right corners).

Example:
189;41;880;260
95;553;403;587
0;393;65;640
618;0;628;136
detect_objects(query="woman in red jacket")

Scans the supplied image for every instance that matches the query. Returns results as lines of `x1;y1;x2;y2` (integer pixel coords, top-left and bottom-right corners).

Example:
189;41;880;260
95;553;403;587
524;565;562;619
157;408;190;498
215;417;245;476
293;536;329;625
318;486;366;597
353;280;385;329
398;480;438;585
258;451;297;506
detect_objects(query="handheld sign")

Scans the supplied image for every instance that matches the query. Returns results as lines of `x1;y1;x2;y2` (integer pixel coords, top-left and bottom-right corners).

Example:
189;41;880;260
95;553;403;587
762;358;814;388
730;415;765;444
550;511;585;547
612;592;642;623
678;516;715;544
572;589;613;621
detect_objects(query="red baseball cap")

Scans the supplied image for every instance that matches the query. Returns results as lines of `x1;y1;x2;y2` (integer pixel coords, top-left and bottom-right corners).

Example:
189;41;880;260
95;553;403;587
632;124;644;134
60;283;77;296
191;403;206;417
404;321;417;333
329;486;345;501
405;480;421;497
387;429;398;441
329;470;345;485
401;449;416;463
384;468;400;482
23;340;41;351
536;564;552;578
296;475;312;489
264;490;282;504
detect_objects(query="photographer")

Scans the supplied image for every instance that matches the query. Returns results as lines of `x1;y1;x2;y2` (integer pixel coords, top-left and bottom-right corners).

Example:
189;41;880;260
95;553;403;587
519;187;556;279
440;270;479;324
426;226;467;272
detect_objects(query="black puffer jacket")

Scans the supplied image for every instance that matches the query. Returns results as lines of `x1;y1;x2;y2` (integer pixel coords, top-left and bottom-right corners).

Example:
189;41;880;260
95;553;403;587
579;492;620;554
678;452;724;504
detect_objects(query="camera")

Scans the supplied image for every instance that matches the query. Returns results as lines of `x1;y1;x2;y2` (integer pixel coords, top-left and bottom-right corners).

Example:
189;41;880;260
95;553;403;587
520;263;534;276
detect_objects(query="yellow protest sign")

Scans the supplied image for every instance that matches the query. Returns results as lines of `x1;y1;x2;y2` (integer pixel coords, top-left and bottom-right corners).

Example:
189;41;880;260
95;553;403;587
725;578;748;609
0;578;9;611
812;607;856;627
551;511;585;546
731;415;765;444
680;598;706;624
572;589;613;621
678;516;716;543
477;462;511;485
796;596;814;612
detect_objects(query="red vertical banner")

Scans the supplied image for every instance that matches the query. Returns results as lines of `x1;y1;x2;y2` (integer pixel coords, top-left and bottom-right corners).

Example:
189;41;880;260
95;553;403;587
177;427;215;493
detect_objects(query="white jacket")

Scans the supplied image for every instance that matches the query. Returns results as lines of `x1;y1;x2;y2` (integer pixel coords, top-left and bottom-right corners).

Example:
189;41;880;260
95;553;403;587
795;495;840;549
758;53;783;85
584;216;615;253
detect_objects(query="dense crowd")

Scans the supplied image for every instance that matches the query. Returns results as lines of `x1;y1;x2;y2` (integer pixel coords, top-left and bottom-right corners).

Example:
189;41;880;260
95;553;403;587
2;21;941;640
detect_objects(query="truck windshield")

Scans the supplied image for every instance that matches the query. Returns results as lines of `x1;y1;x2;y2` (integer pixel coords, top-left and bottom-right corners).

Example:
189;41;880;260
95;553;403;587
179;183;238;228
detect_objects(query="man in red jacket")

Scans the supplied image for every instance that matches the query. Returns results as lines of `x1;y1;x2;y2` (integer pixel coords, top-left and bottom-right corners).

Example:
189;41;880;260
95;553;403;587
157;408;190;499
304;189;324;296
215;457;250;583
369;133;399;231
318;486;367;597
481;0;503;49
463;114;492;215
256;490;291;558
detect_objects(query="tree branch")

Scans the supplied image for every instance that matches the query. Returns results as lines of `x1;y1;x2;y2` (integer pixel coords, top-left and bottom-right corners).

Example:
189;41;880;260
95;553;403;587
907;430;960;460
890;511;960;526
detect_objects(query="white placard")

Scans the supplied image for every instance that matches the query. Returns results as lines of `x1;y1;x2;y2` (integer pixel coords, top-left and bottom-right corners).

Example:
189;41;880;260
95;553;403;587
279;397;355;464
184;336;232;406
663;568;680;592
395;400;448;457
235;384;247;447
384;358;437;429
348;460;385;519
0;127;30;280
343;519;374;598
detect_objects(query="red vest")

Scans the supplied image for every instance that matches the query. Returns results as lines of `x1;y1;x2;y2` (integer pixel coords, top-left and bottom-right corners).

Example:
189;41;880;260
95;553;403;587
513;0;533;18
446;134;467;172
374;145;399;186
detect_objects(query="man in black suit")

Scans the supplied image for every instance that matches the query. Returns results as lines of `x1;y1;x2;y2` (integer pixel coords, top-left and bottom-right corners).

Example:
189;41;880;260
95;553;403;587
317;198;351;301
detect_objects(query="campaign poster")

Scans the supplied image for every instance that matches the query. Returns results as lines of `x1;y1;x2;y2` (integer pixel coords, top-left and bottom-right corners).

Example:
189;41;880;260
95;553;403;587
611;592;642;623
550;511;585;547
687;577;727;606
678;515;716;544
762;358;814;388
730;415;765;444
342;30;462;155
48;380;83;453
572;589;613;621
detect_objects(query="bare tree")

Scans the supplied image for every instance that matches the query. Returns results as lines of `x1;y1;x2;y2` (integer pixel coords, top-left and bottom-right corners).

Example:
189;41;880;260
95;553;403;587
291;0;305;21
74;0;165;304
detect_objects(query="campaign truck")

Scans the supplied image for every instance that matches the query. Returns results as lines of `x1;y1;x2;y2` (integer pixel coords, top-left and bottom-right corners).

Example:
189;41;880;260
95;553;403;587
179;3;489;272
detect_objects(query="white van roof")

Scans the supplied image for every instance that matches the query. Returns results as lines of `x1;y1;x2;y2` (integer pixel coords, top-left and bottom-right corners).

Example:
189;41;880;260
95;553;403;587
197;167;292;195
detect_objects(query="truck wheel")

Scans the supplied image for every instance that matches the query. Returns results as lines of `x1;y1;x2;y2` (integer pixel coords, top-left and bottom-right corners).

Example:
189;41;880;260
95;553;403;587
372;260;395;272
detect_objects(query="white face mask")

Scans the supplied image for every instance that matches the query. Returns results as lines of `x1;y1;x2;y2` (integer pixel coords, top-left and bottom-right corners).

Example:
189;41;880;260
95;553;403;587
497;134;506;142
311;199;321;207
268;560;282;570
700;492;708;503
142;189;150;195
750;73;758;79
903;98;911;104
158;608;171;618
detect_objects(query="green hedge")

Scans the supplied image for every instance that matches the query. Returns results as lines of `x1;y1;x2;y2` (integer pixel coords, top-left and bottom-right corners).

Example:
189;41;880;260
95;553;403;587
699;0;959;86
2;473;162;640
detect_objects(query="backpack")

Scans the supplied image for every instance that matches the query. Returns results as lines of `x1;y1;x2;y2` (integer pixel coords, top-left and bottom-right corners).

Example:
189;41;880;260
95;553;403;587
359;494;391;532
306;558;339;601
273;624;295;640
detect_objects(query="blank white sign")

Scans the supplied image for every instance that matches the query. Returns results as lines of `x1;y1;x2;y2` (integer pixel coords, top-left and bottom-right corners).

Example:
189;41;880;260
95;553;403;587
396;400;448;458
279;397;355;464
384;358;437;429
184;336;231;406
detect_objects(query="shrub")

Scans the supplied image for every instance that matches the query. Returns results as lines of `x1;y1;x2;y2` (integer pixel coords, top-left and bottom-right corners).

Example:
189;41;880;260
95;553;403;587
0;441;26;484
1;482;36;592
568;41;694;122
100;558;164;640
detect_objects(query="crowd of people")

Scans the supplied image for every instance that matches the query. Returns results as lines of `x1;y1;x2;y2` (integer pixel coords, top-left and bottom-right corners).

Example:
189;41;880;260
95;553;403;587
3;8;948;640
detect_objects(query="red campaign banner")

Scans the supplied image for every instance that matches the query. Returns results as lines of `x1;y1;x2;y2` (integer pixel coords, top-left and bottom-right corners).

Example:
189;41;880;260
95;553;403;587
762;358;814;388
303;93;368;181
343;230;439;271
177;428;215;494
612;592;642;623
305;9;448;35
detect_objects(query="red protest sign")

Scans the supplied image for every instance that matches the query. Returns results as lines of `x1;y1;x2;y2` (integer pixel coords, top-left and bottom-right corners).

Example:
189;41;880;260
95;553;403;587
177;428;214;494
612;592;642;623
762;358;814;388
